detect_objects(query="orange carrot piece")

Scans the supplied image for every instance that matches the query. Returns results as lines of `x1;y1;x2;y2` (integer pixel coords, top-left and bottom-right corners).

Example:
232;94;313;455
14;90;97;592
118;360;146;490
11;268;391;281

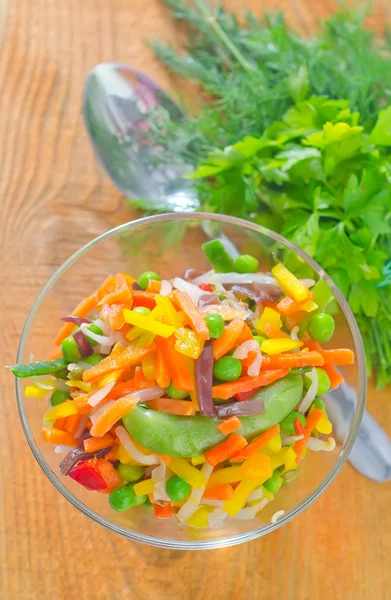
41;427;77;447
146;279;162;294
63;413;82;436
202;484;234;501
82;344;155;382
199;304;249;321
103;451;117;463
72;394;94;415
319;349;354;366
90;397;139;437
153;503;173;519
217;416;242;435
155;336;193;391
172;290;210;340
236;323;253;345
240;351;258;369
284;311;307;330
230;424;280;462
132;290;156;310
107;379;136;400
95;458;122;489
83;432;115;453
294;408;324;462
46;347;64;360
212;368;289;400
204;434;248;467
134;366;153;389
155;348;171;389
98;273;133;306
213;319;244;360
96;274;117;302
177;310;190;326
263;323;290;339
54;418;66;430
277;294;312;316
100;303;127;330
54;293;97;346
260;351;324;370
322;364;344;389
147;397;196;416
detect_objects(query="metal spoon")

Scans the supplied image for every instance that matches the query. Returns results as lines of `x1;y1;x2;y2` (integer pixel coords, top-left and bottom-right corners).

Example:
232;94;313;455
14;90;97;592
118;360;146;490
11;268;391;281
83;62;391;482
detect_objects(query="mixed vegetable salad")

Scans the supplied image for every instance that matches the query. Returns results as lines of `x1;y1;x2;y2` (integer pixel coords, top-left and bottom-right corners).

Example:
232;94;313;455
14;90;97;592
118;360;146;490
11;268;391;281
10;240;354;529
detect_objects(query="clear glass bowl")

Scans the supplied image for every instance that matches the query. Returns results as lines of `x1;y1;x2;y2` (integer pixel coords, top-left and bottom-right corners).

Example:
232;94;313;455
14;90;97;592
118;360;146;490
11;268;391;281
15;213;366;549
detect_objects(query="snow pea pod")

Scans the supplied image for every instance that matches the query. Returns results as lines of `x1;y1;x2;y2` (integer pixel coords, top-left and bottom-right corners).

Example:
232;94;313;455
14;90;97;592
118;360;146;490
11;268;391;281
8;357;68;378
122;375;303;457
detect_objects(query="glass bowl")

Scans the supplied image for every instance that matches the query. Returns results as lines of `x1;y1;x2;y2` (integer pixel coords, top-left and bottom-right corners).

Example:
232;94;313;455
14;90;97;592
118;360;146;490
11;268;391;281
15;213;366;549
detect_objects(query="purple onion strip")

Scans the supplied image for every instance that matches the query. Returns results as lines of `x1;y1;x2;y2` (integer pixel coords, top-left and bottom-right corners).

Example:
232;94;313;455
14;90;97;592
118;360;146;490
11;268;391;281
227;283;281;303
198;294;221;308
195;340;216;418
60;316;91;326
132;282;143;291
216;398;265;418
73;329;94;357
59;447;111;476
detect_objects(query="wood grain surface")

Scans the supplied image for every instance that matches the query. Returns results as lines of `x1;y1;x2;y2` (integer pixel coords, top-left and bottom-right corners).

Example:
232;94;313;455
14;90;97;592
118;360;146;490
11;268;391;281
1;1;390;598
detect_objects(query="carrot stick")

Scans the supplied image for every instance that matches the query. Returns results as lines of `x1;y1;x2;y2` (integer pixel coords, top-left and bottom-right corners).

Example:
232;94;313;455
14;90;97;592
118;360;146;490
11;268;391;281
263;323;290;339
155;347;170;389
202;484;234;501
90;397;139;437
98;273;133;306
260;351;324;370
230;424;280;462
54;418;66;430
46;347;64;360
96;275;116;302
134;366;154;389
217;416;242;435
41;427;77;447
153;504;173;518
212;368;289;400
146;397;196;416
107;379;136;400
95;458;122;489
54;293;97;346
236;323;253;344
83;432;115;453
63;413;82;436
294;408;324;462
146;279;162;294
318;349;355;366
204;434;248;467
322;364;344;389
155;337;193;391
213;319;244;360
132;291;157;310
277;295;313;316
100;303;127;330
82;344;155;382
173;291;210;340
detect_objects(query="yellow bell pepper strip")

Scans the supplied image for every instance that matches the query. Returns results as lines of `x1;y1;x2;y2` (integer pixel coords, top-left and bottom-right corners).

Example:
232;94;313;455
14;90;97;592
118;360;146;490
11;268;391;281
136;331;156;348
174;327;204;359
206;466;242;488
115;443;144;466
82;343;155;382
256;307;282;334
315;415;333;435
25;384;54;398
123;308;175;338
142;353;156;381
65;380;92;393
172;291;210;341
267;433;282;453
204;434;248;467
261;338;303;355
44;401;78;422
272;263;310;302
191;455;206;466
230;424;280;462
186;506;209;528
155;296;182;328
222;479;259;517
270;447;298;471
239;452;273;481
41;426;77;447
213;318;244;360
164;457;207;489
126;326;143;342
134;479;155;497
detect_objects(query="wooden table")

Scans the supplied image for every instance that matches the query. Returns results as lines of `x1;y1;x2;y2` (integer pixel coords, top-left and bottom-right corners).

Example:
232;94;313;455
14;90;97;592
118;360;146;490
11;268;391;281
1;1;390;598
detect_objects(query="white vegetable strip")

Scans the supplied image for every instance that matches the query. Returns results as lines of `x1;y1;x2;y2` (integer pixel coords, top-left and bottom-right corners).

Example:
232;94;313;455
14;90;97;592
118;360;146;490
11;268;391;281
290;326;299;341
30;376;55;390
54;445;75;454
151;462;170;503
172;277;207;304
99;344;112;355
282;434;304;445
200;499;224;507
80;322;122;346
298;368;318;414
176;463;213;523
74;414;90;439
247;487;264;503
233;340;262;376
306;437;336;452
192;272;278;286
208;507;228;527
236;498;269;520
271;510;285;524
88;381;116;408
115;425;159;466
299;279;316;288
160;280;172;296
125;386;164;403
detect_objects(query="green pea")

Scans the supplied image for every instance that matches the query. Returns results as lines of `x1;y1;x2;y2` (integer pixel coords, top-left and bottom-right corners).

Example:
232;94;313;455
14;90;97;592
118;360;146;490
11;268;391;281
304;368;331;395
213;356;242;382
312;397;325;410
166;475;192;502
133;306;151;316
308;313;335;343
204;313;224;339
254;335;265;346
109;484;146;512
138;271;161;290
84;323;103;346
234;254;259;274
280;410;306;435
166;381;189;399
263;470;283;495
83;353;105;366
116;464;145;482
61;335;82;363
50;389;71;406
68;365;83;380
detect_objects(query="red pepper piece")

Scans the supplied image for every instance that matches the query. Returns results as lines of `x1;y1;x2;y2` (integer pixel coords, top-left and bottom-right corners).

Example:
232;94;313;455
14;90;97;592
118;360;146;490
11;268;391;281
68;458;107;491
199;283;213;292
234;387;262;402
294;418;305;436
